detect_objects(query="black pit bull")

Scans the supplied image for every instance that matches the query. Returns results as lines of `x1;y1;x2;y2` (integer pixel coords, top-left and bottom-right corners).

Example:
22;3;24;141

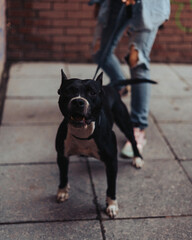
55;70;154;218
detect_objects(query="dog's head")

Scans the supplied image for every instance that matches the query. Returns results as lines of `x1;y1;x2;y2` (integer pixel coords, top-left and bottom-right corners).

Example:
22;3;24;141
58;70;103;128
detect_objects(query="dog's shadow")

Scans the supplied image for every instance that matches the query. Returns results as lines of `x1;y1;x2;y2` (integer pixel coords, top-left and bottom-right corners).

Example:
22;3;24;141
43;194;97;220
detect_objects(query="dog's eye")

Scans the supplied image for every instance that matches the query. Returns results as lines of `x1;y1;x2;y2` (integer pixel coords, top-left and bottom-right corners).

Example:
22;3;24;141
89;89;96;96
86;86;97;96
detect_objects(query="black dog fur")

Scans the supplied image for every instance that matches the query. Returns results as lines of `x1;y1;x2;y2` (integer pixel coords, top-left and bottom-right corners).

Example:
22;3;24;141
55;70;150;218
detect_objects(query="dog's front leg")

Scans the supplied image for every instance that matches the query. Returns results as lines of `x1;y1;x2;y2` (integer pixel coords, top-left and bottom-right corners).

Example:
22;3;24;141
56;153;70;203
105;160;119;218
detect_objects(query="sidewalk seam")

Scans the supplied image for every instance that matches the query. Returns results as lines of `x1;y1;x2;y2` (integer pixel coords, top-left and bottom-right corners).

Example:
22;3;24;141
169;64;192;88
1;214;192;226
150;111;192;184
0;218;100;226
86;159;106;240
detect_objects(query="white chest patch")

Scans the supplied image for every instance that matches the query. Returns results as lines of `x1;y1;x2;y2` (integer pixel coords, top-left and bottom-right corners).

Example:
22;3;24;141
64;122;100;160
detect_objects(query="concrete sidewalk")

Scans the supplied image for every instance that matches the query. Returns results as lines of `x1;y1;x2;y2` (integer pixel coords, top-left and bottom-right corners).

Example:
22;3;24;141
0;62;192;239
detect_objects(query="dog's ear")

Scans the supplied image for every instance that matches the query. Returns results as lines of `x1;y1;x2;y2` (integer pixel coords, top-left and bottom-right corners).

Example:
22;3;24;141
95;72;103;87
58;69;68;95
61;69;67;81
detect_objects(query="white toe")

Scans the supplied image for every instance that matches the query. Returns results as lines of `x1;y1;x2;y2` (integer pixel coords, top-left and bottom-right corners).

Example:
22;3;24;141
106;197;119;218
56;184;70;203
133;157;144;168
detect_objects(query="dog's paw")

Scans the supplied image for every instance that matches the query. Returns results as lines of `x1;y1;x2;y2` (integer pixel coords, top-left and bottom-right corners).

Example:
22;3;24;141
132;157;144;168
106;197;119;218
56;184;70;203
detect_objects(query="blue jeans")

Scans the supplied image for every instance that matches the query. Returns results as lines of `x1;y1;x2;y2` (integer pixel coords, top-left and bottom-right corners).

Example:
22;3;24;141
93;1;160;129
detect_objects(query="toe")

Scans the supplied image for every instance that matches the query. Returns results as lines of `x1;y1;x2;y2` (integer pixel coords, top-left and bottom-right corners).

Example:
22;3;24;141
56;191;69;203
133;157;144;168
106;197;119;218
56;184;70;203
106;204;119;218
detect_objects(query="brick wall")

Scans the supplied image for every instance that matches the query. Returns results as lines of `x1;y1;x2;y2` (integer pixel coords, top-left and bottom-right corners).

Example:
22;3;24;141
6;0;192;63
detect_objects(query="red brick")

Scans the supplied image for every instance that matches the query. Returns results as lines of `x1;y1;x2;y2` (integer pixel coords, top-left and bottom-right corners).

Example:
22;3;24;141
8;18;22;26
53;36;78;43
183;34;192;41
24;35;52;42
52;52;66;60
25;19;52;27
81;3;93;11
64;44;90;51
33;2;51;10
53;3;80;10
39;11;66;19
79;36;93;43
67;11;93;19
24;51;51;60
6;0;192;63
157;35;183;42
37;28;63;35
7;1;22;9
66;28;91;35
166;42;189;50
37;43;53;50
80;20;96;27
7;50;23;59
52;45;64;52
52;19;79;27
8;10;36;18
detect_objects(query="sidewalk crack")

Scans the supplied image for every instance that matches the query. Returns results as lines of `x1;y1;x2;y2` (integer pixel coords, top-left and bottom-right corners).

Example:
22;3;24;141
86;159;106;240
150;111;192;184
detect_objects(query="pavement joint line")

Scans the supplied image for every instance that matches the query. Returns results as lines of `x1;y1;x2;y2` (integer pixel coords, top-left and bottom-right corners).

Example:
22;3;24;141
151;95;192;99
0;218;99;226
0;161;88;167
6;96;58;100
179;159;192;162
178;160;192;184
149;111;178;160
155;120;192;124
153;95;192;99
0;157;184;167
86;159;106;240
0;162;56;167
2;121;192;127
150;111;192;185
169;64;192;88
1;214;192;226
102;214;192;221
118;158;176;162
1;122;60;127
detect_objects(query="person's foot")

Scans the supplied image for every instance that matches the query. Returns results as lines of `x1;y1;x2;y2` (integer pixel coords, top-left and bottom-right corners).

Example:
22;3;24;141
121;128;147;158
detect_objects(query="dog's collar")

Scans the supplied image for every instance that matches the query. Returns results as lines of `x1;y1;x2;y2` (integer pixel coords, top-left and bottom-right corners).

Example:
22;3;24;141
72;133;94;141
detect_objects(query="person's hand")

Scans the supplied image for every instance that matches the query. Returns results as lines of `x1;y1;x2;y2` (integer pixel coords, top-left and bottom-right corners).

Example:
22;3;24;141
122;0;135;5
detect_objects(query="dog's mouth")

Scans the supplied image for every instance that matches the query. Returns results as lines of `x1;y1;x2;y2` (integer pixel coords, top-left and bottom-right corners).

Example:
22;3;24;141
69;114;92;128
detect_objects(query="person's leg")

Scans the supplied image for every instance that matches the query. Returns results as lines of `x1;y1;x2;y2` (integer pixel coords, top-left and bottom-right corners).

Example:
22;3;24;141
93;1;129;84
121;28;158;158
127;28;158;129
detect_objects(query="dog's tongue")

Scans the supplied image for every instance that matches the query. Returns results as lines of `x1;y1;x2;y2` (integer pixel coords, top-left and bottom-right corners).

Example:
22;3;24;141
71;116;85;122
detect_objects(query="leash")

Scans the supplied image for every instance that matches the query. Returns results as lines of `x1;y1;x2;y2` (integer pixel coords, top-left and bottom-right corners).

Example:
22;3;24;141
93;3;127;80
92;3;158;85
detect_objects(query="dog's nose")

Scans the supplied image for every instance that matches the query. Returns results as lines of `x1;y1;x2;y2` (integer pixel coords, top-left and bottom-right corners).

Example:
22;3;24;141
71;99;85;108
